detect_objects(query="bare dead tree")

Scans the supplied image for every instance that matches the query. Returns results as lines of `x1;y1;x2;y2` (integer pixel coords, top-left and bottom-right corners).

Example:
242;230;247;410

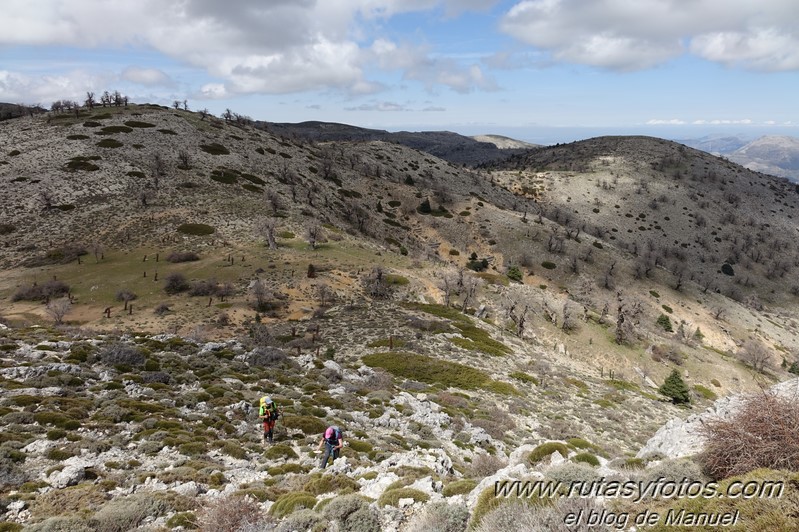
39;190;54;211
257;218;278;250
177;149;191;170
151;153;165;189
85;91;95;109
438;268;459;307
461;274;483;312
739;338;773;373
265;190;282;214
306;223;324;250
45;298;71;325
316;283;332;307
199;108;209;120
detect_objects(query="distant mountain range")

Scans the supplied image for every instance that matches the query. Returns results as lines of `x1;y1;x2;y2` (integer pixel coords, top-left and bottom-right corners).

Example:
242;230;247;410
678;134;799;181
257;120;538;166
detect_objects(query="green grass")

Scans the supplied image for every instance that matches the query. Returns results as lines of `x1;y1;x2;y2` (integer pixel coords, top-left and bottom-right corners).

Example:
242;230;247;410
694;384;717;400
572;452;600;466
510;371;539;385
362;352;516;394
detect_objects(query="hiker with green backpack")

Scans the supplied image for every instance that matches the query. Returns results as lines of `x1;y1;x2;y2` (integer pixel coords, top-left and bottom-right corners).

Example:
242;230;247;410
317;425;343;469
258;396;281;443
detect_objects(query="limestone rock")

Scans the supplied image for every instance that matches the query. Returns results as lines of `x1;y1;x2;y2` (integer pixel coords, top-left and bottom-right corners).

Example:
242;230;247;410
637;377;799;460
49;464;85;489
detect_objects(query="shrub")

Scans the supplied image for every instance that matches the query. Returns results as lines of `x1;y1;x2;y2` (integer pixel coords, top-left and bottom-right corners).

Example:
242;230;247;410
405;502;468;532
124;120;155;128
656;314;673;332
100;343;145;367
473;496;599;532
0;223;15;235
528;442;568;464
303;474;358;495
378;487;429;507
89;493;168;532
276;509;323;532
659;370;690;404
12;280;70;301
115;290;137;303
164;273;191;294
270;491;317;518
282;416;326;436
507;265;523;282
572;452;599;466
166;251;200;262
362;352;513;393
694;384;717;400
264;444;298;460
442;479;477;497
176;223;215;235
541;261;556;270
197;494;263;531
700;392;799;479
200;143;230;155
96;139;123;148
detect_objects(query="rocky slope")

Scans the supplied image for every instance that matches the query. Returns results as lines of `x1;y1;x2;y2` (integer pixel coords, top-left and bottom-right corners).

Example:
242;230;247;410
2;106;799;530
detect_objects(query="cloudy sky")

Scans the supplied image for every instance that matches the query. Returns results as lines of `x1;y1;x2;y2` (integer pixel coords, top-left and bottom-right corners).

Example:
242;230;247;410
1;0;798;143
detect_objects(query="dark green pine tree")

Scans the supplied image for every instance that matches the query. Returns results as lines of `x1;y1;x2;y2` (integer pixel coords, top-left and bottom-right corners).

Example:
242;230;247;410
659;369;691;404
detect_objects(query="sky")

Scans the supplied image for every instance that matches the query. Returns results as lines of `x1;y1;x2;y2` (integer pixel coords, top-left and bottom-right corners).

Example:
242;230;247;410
1;0;798;144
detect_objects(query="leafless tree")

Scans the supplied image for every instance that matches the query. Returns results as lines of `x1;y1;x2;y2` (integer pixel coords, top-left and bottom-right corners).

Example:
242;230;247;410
151;153;165;189
306;222;324;250
85;91;95;109
222;108;233;121
100;90;111;107
177;149;191;170
257;218;278;250
199;108;209;120
363;267;392;300
461;274;483;312
739;338;772;373
39;190;54;211
505;294;531;338
172;100;181;110
182;99;189;111
265;190;282;215
316;283;333;307
438;268;459;307
45;298;71;325
561;301;579;332
251;278;269;311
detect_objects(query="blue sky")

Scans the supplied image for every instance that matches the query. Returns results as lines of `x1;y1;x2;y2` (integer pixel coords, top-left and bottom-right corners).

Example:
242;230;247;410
2;0;798;144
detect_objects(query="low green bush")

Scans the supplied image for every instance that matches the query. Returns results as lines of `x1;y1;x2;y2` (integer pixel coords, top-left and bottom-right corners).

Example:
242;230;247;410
269;491;317;518
200;143;230;155
528;442;568;464
572;452;600;466
378;487;429;507
442;479;477;497
176;223;215;235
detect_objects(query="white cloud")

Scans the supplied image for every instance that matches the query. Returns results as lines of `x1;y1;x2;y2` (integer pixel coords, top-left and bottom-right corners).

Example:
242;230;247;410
345;101;409;111
369;39;498;93
122;67;174;87
1;1;500;96
647;119;686;125
500;0;799;71
0;68;111;104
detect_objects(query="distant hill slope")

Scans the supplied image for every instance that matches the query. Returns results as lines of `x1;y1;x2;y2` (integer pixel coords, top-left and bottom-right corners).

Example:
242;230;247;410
258;120;531;166
470;134;539;150
678;134;799;182
727;135;799;181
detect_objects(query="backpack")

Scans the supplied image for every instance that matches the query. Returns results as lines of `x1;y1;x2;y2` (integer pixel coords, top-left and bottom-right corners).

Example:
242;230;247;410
325;426;342;445
259;396;278;419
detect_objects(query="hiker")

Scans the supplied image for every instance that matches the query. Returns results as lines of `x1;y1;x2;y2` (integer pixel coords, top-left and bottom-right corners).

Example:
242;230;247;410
317;425;343;469
258;396;280;443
